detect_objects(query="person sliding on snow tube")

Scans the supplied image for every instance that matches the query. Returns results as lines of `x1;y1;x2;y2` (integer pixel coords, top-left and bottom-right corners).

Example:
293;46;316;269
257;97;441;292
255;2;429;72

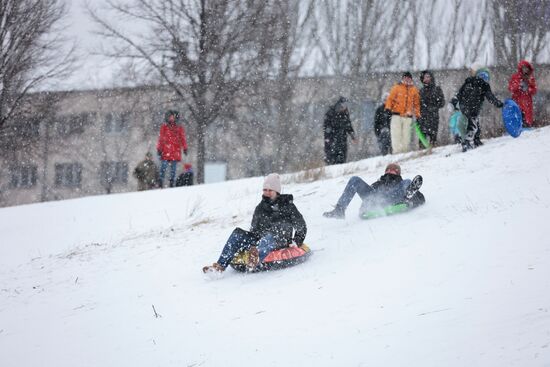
203;173;307;273
323;163;425;220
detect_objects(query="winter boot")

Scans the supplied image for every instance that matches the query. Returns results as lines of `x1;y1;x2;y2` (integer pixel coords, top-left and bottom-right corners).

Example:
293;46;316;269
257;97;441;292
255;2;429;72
323;206;345;219
247;246;260;271
202;262;225;273
461;141;473;152
473;138;484;147
405;175;423;201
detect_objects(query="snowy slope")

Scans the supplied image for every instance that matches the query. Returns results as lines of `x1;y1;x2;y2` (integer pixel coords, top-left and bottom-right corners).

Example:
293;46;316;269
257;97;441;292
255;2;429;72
1;128;550;367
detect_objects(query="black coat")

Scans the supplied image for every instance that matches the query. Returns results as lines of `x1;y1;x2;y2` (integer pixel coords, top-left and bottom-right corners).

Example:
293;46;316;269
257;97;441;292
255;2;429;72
374;104;392;137
324;104;355;153
418;71;445;134
451;76;503;118
250;194;307;247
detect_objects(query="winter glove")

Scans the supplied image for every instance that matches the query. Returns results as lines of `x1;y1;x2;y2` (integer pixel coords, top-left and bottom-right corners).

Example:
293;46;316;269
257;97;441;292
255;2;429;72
184;149;188;156
157;149;162;158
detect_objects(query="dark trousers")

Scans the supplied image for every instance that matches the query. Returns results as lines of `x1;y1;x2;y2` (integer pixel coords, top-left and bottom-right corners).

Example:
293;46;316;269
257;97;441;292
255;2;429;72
377;129;392;155
335;176;374;210
325;142;347;165
216;228;278;269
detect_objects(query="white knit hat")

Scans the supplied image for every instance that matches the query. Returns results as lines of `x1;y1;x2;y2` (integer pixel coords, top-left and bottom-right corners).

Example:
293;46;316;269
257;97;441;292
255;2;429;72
263;173;281;193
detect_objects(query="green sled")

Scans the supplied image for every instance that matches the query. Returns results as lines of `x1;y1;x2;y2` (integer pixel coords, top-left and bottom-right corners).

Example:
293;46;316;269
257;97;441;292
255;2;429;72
413;122;431;149
361;203;410;220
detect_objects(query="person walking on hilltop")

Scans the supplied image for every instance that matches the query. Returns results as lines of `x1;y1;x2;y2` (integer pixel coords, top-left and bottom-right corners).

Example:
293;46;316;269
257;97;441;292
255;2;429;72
450;67;503;152
508;60;537;128
374;93;392;155
156;110;188;188
418;70;445;147
323;96;357;165
385;72;421;154
133;152;159;191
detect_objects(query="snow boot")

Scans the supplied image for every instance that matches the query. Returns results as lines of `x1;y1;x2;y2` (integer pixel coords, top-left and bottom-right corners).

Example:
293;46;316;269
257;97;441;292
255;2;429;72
323;206;345;219
461;141;473;152
405;175;423;200
202;262;225;273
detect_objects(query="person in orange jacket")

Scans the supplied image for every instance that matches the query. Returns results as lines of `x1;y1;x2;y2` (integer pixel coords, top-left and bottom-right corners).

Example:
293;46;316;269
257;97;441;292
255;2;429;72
156;110;188;188
384;72;421;154
508;60;537;127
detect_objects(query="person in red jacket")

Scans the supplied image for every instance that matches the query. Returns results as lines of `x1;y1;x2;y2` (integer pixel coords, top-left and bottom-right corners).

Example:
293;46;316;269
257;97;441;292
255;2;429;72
508;60;537;127
156;110;188;188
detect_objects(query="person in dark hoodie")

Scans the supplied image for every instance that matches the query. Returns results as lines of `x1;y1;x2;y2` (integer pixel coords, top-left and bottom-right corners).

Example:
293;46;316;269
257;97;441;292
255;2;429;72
202;173;307;273
418;70;445;147
322;163;425;219
323;96;357;165
450;67;503;152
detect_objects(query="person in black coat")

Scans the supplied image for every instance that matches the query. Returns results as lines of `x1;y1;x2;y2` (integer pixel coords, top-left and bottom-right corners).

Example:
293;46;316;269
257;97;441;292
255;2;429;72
450;67;503;151
323;96;356;165
323;163;425;219
202;173;307;273
418;70;445;147
374;102;392;155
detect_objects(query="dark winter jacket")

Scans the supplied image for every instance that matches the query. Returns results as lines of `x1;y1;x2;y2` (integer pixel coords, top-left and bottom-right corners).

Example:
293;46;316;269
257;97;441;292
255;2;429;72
324;102;355;150
374;104;392;137
133;158;159;191
451;76;503;118
370;173;407;204
418;71;445;134
250;194;307;248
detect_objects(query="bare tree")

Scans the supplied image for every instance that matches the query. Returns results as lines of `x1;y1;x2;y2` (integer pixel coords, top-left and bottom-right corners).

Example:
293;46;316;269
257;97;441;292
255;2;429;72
0;0;75;129
88;0;278;183
266;0;316;171
490;0;550;67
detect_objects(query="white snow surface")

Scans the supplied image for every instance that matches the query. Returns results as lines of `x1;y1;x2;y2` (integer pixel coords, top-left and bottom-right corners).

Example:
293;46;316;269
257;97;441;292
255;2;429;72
1;128;550;366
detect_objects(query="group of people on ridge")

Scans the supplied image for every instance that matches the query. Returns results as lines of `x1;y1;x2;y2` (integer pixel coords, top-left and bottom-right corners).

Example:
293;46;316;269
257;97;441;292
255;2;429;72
330;60;537;160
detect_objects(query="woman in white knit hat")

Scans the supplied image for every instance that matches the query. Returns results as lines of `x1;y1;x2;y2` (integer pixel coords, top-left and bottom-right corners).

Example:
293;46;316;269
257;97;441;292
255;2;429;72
203;173;307;273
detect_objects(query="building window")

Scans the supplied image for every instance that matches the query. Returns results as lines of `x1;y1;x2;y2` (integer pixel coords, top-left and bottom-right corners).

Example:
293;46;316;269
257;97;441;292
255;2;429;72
55;113;89;136
14;120;40;138
55;163;82;187
100;161;128;185
104;112;129;133
10;165;37;188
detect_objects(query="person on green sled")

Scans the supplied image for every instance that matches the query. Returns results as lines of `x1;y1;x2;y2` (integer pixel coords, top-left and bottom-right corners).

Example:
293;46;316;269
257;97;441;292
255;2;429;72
323;163;425;219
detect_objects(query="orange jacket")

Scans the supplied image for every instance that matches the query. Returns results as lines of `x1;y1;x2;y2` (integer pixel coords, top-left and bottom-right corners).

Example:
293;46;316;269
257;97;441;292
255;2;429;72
384;83;421;118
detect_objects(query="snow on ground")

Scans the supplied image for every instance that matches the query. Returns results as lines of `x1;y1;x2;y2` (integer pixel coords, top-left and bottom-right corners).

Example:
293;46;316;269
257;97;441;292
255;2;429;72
1;127;550;367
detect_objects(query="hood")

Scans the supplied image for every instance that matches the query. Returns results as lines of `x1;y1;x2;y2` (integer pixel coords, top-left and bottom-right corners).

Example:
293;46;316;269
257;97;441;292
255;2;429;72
420;70;435;85
517;60;533;74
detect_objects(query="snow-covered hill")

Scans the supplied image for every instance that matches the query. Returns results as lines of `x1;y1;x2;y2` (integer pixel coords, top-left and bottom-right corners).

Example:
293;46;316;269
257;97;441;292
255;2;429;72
1;128;550;367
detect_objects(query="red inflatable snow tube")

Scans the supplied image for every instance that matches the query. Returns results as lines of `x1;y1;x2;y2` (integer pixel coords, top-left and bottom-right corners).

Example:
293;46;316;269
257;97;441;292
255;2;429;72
230;244;312;272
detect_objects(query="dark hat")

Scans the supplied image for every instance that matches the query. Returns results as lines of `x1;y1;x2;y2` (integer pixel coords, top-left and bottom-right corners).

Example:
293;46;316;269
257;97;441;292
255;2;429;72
385;163;401;176
402;71;413;79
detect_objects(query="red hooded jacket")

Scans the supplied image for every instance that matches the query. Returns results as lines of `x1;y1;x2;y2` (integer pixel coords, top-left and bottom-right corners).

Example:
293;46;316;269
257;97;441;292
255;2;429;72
156;122;188;161
508;60;537;126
